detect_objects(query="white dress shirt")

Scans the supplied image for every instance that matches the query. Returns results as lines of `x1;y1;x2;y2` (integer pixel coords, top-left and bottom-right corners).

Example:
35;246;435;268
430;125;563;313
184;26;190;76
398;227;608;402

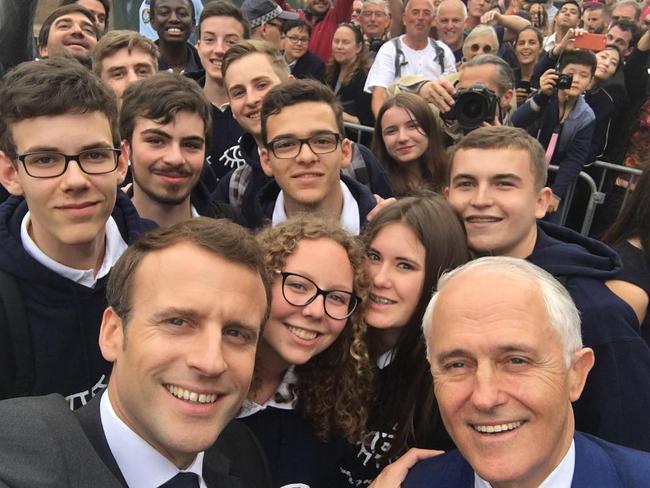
474;440;575;488
100;391;207;488
271;180;361;235
21;213;127;288
237;367;298;418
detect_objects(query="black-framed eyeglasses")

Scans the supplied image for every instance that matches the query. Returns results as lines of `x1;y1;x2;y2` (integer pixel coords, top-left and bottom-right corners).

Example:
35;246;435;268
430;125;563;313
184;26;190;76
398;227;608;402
286;35;309;44
275;270;360;320
266;132;341;159
13;148;121;178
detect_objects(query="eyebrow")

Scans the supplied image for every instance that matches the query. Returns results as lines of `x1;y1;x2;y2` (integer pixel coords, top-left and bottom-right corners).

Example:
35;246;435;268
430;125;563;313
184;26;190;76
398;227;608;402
140;128;204;143
22;141;114;153
435;344;538;364
284;269;353;293
269;129;337;140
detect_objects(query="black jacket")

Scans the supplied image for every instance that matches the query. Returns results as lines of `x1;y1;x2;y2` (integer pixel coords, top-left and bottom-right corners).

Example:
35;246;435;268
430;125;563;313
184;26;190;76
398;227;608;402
292;51;326;83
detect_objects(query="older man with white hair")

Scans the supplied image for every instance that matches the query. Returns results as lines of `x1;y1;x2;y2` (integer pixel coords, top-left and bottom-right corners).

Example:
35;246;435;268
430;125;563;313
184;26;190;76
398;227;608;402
400;257;650;488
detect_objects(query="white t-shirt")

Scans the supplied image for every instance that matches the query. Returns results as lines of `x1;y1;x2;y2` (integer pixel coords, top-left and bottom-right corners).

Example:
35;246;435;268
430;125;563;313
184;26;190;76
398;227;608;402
364;35;456;93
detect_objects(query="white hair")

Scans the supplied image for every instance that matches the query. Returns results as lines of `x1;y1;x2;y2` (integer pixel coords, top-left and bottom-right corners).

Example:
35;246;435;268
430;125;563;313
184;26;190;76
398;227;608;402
436;0;468;20
421;256;583;367
363;0;390;15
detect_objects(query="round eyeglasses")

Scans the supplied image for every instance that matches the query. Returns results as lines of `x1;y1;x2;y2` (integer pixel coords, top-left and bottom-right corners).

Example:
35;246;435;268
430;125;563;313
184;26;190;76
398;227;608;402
276;270;360;320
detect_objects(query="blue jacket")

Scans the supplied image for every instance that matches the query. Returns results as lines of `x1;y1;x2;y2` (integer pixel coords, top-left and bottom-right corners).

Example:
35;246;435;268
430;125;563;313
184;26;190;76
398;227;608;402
511;92;595;199
528;222;650;452
0;193;153;406
403;432;650;487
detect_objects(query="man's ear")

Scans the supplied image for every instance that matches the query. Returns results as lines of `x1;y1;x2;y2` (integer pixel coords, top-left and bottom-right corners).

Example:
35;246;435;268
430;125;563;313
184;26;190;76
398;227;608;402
259;147;274;177
340;137;353;169
534;186;553;219
568;347;595;402
116;140;130;185
443;185;450;199
99;307;126;361
0;151;25;196
501;88;514;111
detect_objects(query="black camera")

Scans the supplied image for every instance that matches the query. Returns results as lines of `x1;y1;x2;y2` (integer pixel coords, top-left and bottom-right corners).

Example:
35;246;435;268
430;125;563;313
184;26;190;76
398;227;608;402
557;72;573;90
441;84;499;131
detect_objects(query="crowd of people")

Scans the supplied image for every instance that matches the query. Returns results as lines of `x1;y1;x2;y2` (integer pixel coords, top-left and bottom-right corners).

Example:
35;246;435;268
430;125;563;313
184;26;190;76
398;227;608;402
0;0;649;487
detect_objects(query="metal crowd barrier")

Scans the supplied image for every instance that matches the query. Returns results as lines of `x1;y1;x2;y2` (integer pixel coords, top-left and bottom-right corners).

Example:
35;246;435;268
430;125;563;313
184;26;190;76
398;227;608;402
339;124;641;237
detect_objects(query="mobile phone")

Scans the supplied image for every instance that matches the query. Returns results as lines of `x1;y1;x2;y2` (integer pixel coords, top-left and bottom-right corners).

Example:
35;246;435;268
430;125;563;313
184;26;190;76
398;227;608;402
574;33;607;52
517;80;531;91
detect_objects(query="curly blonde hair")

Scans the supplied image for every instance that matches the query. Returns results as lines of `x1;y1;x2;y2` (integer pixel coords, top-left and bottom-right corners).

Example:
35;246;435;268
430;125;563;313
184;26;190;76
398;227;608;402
256;215;373;443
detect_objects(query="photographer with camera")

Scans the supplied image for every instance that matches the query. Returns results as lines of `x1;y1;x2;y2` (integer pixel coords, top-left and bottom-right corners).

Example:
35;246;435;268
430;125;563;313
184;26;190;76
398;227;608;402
511;49;596;215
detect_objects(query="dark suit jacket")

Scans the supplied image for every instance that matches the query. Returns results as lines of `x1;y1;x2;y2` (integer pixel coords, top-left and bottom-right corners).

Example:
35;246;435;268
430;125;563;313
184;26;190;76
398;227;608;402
291;51;326;83
0;394;270;488
402;432;650;488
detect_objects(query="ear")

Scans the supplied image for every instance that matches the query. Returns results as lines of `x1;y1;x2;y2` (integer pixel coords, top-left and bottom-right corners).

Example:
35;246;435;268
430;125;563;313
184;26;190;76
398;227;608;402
501;88;514;111
339;137;352;169
534;186;553;219
259;147;274;177
99;307;126;362
116;140;130;185
443;185;450;199
568;347;595;402
38;45;48;58
0;151;25;196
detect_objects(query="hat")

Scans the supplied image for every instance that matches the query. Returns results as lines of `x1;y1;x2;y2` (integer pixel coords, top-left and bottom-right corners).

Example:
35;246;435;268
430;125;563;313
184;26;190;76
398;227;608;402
241;0;299;29
559;0;582;14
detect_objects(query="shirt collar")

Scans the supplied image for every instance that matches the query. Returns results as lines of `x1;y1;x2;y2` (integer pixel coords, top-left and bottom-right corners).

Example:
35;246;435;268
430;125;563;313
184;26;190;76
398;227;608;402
21;212;127;288
271;180;360;235
100;391;207;488
474;439;575;488
237;367;298;418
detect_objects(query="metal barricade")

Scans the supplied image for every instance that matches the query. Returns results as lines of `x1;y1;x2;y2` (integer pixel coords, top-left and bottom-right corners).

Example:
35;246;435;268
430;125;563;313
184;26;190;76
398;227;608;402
591;160;643;211
343;122;375;144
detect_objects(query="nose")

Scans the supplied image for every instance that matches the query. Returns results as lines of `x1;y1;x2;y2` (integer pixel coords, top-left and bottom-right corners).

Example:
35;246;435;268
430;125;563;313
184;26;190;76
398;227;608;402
295;140;318;164
162;141;185;165
60;159;91;190
244;89;262;108
470;363;506;411
125;69;139;84
397;126;410;142
187;327;229;377
371;261;392;289
301;293;326;319
469;184;492;208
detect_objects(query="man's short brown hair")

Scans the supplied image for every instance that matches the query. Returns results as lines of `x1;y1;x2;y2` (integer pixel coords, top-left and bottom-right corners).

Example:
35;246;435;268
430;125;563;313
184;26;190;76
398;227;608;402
119;72;212;144
38;4;99;51
92;30;160;77
448;126;547;189
108;217;272;327
199;1;251;38
0;57;119;156
221;39;290;83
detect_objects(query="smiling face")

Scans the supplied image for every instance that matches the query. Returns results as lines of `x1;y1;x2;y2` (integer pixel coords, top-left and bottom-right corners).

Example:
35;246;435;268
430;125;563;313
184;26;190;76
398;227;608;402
40;12;98;61
515;30;542;66
595;48;620;81
284;26;310;64
380;106;429;165
260;101;352;216
332;25;362;65
446;147;551;259
467;0;490;19
359;2;391;38
0;111;126;266
126;111;205;208
100;241;267;468
99;47;157;107
224;53;284;141
403;0;436;41
436;1;466;49
197;16;246;83
76;0;107;32
151;0;194;44
260;237;354;368
606;25;633;56
528;3;544;28
427;270;592;487
365;222;426;339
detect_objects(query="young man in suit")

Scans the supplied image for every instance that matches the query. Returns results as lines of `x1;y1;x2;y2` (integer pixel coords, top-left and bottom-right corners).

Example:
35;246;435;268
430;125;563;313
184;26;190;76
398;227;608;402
0;218;272;488
404;257;650;487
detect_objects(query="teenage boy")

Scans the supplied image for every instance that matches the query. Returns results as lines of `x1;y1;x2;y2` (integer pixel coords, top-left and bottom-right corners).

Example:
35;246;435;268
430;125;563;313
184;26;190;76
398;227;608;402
444;125;650;453
119;72;236;227
0;58;152;406
281;20;326;83
511;49;596;215
91;30;159;108
215;40;392;216
256;79;376;232
37;4;99;65
150;0;203;75
195;1;249;178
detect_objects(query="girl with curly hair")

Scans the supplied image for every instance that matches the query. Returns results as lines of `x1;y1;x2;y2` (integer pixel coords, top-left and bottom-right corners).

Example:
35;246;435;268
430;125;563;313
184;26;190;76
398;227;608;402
238;215;373;487
339;194;470;486
372;94;448;196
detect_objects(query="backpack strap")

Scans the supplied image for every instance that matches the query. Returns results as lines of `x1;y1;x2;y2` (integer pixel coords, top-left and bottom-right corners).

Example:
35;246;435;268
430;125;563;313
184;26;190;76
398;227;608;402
0;270;33;399
393;37;404;79
228;164;253;210
430;38;446;74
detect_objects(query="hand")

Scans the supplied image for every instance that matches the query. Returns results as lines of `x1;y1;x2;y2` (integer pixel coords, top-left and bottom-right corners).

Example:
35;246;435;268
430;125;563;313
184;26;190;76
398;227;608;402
554;27;586;54
418;79;456;113
515;87;531;104
368;448;444;488
539;68;558;96
480;9;501;24
368;195;397;221
547;195;561;213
